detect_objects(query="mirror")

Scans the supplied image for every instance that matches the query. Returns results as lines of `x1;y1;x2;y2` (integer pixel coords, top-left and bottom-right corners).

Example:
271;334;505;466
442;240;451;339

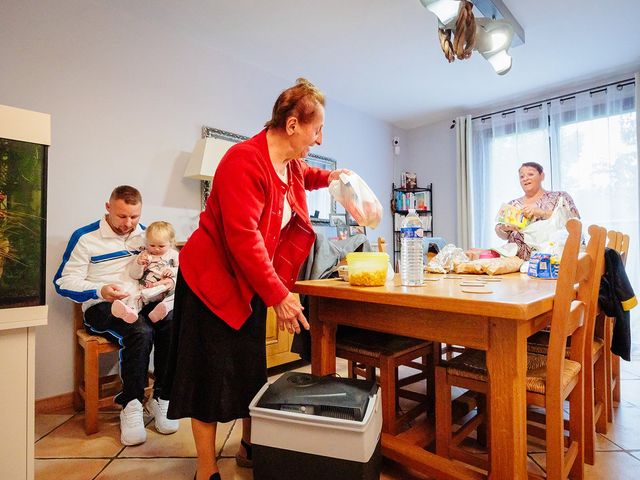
304;154;336;224
202;126;336;223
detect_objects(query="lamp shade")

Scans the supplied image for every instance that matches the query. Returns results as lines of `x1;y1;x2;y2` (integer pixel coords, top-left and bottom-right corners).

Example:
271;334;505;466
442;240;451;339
184;137;235;181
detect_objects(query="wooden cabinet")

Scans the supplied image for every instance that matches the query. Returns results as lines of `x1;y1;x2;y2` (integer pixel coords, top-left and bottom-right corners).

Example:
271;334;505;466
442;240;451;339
0;305;48;480
265;305;301;368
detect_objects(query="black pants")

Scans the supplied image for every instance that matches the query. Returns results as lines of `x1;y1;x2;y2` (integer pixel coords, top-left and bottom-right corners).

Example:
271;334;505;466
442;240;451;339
83;301;173;406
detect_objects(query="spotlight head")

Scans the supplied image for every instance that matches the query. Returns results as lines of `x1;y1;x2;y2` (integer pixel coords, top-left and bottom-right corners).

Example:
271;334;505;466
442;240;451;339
419;0;461;26
475;18;514;75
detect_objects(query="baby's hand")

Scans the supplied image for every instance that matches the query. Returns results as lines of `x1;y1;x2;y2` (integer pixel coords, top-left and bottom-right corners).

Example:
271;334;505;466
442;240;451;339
156;277;175;289
137;251;150;266
161;268;174;278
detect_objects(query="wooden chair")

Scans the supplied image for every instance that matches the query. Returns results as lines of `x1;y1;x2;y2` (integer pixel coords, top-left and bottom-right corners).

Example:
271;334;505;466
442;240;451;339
603;230;630;422
336;236;434;435
337;327;434;434
527;226;608;465
73;303;153;434
435;220;604;479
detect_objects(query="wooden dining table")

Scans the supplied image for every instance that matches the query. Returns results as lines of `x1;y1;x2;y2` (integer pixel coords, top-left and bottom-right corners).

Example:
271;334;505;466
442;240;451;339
294;272;557;480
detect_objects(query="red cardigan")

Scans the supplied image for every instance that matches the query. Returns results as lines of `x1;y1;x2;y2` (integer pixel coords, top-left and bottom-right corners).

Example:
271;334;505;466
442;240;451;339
180;129;331;329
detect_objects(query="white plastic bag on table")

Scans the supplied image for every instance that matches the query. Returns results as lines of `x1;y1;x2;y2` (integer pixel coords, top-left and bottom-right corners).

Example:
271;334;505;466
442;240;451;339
426;243;469;273
328;172;383;228
522;197;573;252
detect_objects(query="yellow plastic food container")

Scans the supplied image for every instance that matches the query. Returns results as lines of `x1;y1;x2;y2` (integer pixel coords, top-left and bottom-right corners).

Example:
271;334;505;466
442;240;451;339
346;252;389;287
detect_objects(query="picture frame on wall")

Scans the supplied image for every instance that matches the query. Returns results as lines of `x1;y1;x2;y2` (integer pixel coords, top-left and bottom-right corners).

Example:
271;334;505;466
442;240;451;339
305;154;337;224
349;225;366;236
329;213;347;228
405;172;418;189
199;126;338;223
336;225;349;240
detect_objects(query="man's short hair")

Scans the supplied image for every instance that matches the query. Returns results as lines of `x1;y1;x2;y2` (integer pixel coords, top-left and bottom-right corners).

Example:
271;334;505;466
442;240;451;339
110;185;142;205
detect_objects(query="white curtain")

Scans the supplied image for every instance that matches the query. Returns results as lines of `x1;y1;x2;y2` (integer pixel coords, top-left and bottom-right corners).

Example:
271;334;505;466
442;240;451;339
469;78;638;296
456;115;473;249
548;80;638;298
470;103;550;249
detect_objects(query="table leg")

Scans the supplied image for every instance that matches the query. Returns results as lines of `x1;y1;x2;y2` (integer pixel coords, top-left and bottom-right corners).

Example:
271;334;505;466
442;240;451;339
486;318;528;479
309;297;337;376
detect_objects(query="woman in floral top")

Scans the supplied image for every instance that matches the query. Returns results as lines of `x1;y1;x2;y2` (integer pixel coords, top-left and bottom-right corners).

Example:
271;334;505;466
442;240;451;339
495;162;580;260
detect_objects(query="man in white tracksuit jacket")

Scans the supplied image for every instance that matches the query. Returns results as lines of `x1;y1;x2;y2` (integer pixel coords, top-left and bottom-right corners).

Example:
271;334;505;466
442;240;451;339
54;185;179;446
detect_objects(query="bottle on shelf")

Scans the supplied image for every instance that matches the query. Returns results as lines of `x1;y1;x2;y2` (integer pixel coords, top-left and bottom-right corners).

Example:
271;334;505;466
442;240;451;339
400;207;424;286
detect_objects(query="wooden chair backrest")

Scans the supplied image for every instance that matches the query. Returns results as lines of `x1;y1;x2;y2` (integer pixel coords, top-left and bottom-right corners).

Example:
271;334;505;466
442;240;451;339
607;230;630;267
377;236;387;253
580;225;607;356
547;220;605;390
620;234;630;266
73;302;84;332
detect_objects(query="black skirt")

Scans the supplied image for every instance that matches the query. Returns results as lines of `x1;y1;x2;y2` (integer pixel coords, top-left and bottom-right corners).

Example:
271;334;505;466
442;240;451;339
166;271;267;423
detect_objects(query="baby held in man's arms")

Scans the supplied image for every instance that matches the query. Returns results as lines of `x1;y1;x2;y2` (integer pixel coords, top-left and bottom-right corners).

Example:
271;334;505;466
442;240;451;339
112;221;179;323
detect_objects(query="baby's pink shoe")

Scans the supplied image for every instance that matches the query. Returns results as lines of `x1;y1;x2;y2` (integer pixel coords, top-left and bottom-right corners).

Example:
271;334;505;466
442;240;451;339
148;302;168;323
111;300;138;323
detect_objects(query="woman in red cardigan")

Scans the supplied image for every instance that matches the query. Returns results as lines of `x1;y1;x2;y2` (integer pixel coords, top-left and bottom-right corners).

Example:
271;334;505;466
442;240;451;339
167;78;350;480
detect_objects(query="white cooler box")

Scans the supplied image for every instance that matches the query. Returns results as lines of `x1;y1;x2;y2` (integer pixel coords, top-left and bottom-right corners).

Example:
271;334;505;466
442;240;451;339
249;372;382;480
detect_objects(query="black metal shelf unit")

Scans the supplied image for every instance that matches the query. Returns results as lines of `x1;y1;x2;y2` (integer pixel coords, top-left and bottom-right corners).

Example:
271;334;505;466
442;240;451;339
391;183;433;266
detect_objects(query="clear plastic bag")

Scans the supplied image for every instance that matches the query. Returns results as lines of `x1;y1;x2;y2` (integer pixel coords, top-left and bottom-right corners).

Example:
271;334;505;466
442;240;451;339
328;172;383;228
426;243;469;273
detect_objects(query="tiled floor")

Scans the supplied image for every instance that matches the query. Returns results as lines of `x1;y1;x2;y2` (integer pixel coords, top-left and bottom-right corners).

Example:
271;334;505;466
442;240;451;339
36;354;640;479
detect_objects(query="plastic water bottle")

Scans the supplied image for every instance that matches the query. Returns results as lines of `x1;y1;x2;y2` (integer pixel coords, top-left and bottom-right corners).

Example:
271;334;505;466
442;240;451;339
400;208;424;286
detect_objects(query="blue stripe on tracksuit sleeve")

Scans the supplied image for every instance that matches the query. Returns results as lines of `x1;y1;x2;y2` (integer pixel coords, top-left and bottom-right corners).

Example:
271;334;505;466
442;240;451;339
91;250;137;263
53;220;101;303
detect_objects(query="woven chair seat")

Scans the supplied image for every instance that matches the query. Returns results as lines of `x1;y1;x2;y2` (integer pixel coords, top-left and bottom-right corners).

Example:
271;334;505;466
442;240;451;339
443;349;582;395
526;353;582;394
336;327;430;358
527;331;604;357
76;329;118;347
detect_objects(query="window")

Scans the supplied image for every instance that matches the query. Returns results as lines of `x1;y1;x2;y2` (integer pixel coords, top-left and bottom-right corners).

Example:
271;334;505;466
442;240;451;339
471;81;638;313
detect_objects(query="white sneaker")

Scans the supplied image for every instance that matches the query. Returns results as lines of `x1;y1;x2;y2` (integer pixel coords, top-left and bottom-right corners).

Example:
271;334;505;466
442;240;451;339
120;399;147;446
147;397;179;434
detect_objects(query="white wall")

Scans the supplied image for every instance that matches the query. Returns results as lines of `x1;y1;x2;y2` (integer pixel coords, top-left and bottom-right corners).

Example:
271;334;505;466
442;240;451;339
404;120;458;244
0;0;395;400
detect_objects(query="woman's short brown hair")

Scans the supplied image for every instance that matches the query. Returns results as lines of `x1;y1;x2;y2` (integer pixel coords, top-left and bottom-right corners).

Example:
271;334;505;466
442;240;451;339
520;162;544;174
265;78;325;130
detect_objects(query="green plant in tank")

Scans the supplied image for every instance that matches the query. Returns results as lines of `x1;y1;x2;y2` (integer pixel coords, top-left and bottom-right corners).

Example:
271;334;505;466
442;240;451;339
0;137;45;306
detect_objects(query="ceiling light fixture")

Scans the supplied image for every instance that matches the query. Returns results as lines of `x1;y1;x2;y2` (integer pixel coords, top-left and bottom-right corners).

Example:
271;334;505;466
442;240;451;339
475;17;514;75
419;0;522;75
419;0;461;26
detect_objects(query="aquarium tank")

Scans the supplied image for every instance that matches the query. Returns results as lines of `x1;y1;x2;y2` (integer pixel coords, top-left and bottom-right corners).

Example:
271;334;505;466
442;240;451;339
0;137;47;308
